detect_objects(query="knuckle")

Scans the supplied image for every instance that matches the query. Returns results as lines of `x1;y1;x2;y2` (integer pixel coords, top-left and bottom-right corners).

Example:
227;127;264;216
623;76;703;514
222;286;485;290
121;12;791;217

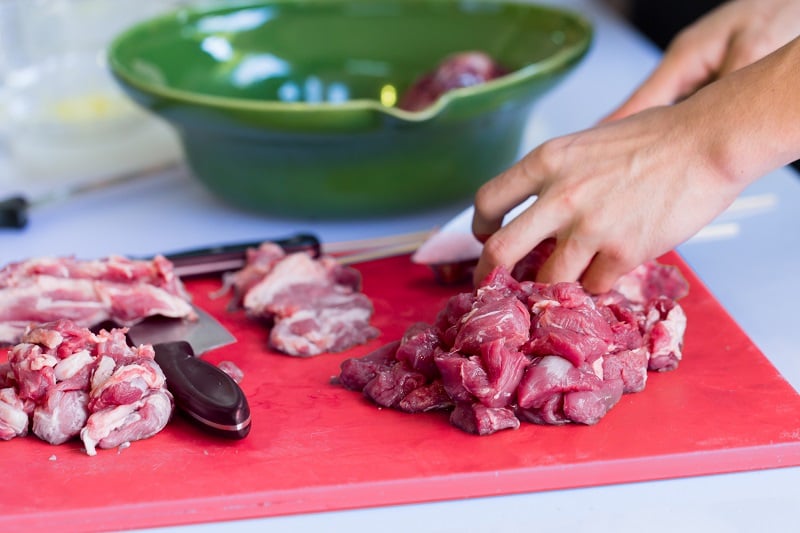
481;234;514;267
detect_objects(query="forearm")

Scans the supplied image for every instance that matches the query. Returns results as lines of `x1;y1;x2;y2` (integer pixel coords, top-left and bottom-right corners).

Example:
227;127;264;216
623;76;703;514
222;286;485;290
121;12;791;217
681;35;800;187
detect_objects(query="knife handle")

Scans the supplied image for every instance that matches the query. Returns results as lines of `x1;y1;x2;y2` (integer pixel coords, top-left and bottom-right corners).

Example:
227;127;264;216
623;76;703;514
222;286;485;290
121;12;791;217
165;233;321;278
0;195;29;229
153;341;251;439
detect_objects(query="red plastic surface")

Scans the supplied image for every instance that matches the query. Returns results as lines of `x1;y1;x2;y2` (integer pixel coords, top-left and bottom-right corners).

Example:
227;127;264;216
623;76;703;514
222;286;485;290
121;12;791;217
3;253;800;532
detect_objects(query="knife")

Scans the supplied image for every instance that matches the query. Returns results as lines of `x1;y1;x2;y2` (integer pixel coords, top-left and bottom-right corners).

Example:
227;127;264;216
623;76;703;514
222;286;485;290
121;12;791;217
411;197;537;283
123;307;250;439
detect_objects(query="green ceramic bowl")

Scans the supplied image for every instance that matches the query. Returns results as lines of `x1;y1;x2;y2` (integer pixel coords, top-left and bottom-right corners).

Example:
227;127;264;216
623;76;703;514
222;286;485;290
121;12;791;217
108;0;592;218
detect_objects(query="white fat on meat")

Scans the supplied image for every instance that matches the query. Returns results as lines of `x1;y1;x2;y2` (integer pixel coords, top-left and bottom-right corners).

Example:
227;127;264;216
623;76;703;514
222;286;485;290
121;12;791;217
32;389;89;445
0;388;29;440
243;253;328;314
81;391;172;456
91;355;117;391
53;349;94;381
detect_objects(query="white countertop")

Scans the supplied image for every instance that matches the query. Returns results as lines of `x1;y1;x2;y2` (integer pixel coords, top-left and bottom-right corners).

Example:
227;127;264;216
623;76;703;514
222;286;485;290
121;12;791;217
2;1;799;531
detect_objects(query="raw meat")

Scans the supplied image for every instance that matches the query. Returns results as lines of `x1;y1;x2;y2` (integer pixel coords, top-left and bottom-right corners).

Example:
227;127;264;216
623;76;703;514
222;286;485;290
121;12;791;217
337;241;689;435
0;255;194;345
2;319;173;455
223;243;379;357
398;51;508;111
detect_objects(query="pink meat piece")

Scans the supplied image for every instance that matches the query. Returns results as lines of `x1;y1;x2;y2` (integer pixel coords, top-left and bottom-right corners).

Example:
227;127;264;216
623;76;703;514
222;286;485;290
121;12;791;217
563;378;624;425
434;292;475;347
397;380;454;413
454;295;531;355
526;304;614;367
450;339;529;408
336;243;690;435
81;389;173;456
88;359;166;412
268;287;378;357
394;323;442;379
222;243;287;308
227;245;377;357
449;402;520;436
517;356;603;409
434;350;481;404
645;298;687;371
602;348;649;393
0;387;29;440
399;51;508;112
516;393;570;426
3;319;174;453
0;255;194;345
613;261;689;304
336;340;400;391
31;386;89;445
363;363;427;408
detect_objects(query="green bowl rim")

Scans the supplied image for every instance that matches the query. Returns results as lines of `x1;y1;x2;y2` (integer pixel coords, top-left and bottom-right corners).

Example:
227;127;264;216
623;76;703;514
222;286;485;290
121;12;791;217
107;0;593;122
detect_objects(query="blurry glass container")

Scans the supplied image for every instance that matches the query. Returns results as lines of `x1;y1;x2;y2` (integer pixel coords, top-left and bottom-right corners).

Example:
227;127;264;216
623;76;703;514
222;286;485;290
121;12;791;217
0;0;184;184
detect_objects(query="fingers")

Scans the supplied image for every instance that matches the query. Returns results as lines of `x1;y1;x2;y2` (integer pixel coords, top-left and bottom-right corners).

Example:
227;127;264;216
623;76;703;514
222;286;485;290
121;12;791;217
580;251;638;295
603;36;717;122
472;196;566;285
472;148;549;242
535;233;596;285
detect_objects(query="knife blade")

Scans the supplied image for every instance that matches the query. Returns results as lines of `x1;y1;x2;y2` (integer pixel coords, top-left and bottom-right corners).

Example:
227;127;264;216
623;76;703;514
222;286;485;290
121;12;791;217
126;307;251;439
411;197;537;283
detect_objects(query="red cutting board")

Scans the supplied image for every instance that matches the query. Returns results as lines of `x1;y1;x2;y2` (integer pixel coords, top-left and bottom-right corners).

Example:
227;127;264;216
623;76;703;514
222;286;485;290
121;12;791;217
2;252;800;532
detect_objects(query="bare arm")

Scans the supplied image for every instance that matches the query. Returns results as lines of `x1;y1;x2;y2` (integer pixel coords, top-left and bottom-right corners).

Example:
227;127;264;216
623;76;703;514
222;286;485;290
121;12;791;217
606;0;800;120
471;36;800;291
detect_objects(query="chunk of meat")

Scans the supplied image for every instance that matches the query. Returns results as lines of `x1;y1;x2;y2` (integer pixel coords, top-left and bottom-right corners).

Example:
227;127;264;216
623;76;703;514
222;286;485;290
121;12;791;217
335;239;689;435
81;390;173;456
3;319;174;453
399;51;508;111
0;255;194;345
0;387;29;440
225;243;378;357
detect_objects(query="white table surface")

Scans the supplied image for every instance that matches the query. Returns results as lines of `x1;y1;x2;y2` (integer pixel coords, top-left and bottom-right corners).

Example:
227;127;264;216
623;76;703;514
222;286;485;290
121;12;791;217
2;1;799;531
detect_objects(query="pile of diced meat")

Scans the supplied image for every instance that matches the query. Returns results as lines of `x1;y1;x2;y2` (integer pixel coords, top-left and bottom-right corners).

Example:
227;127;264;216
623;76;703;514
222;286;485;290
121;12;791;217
336;241;689;435
0;255;195;346
0;319;173;455
223;242;379;357
399;51;508;111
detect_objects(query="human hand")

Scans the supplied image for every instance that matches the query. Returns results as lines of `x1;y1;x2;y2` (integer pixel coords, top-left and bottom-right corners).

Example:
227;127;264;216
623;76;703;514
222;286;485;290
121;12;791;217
471;101;746;293
605;0;800;121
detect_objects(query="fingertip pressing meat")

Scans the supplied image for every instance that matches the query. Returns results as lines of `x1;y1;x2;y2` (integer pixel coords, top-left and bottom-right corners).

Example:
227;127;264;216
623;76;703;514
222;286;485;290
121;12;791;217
336;240;690;435
224;243;379;357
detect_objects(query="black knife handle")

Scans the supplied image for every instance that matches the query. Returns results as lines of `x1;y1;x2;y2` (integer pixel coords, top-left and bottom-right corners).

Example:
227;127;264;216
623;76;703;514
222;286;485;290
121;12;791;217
0;195;30;229
153;341;251;439
165;233;321;278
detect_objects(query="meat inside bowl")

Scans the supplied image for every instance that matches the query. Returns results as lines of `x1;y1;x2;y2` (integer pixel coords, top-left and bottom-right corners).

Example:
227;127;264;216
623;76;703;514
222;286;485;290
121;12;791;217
108;0;592;218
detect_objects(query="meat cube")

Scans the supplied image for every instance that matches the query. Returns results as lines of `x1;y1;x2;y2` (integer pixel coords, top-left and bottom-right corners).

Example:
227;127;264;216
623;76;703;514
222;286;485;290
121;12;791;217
397;381;454;413
645;298;687;371
454;296;531;355
449;402;520;436
0;387;29;440
517;356;603;410
603;348;649;393
337;340;400;391
226;246;378;357
31;387;89;445
363;363;426;408
563;378;624;425
395;323;442;379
